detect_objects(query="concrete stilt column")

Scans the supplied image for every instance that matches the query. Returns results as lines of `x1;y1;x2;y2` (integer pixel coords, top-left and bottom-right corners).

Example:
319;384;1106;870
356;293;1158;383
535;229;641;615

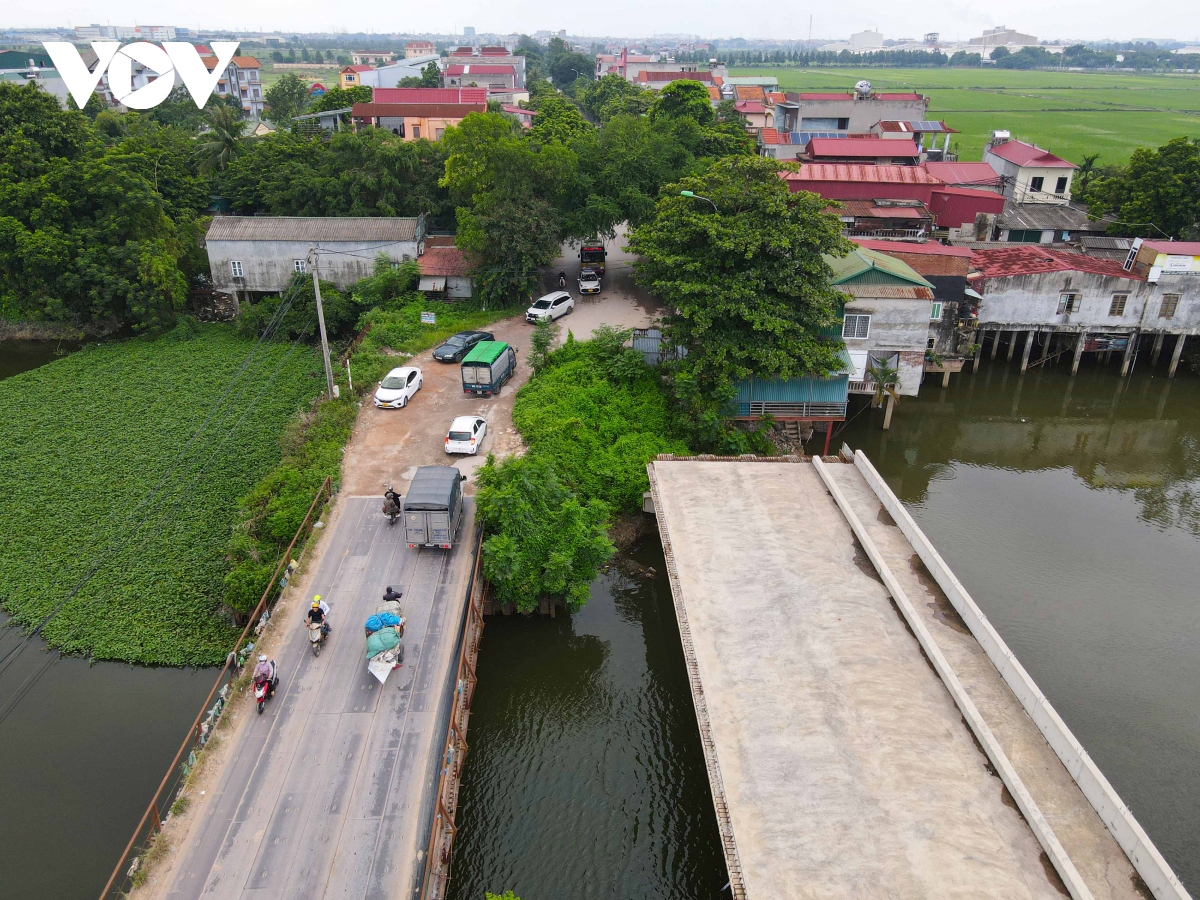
973;332;985;370
882;393;895;430
1151;332;1165;365
1072;332;1086;375
991;329;1001;359
942;369;951;388
1020;330;1035;372
1121;332;1138;376
1168;334;1186;378
1007;332;1017;362
1037;331;1051;362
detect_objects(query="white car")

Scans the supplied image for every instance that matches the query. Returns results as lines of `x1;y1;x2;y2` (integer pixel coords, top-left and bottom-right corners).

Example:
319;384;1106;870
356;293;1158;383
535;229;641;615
374;366;423;409
525;291;574;323
577;268;601;295
445;415;487;455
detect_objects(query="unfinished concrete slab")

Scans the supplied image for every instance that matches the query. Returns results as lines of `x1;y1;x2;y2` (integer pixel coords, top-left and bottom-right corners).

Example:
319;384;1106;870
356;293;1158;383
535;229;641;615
649;458;1077;900
149;497;475;900
824;462;1146;900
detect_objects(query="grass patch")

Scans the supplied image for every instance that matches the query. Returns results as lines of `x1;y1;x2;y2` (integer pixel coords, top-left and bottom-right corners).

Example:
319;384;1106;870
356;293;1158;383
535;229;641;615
0;327;323;665
350;300;517;390
733;66;1200;163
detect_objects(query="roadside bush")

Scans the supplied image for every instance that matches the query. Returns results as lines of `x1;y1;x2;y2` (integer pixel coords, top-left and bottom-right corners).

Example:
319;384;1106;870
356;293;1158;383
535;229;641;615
224;395;358;614
475;454;613;613
513;331;688;512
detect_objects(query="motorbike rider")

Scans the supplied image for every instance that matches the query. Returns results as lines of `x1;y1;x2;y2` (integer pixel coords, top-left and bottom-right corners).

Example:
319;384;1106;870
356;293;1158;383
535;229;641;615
252;654;278;694
558;270;567;288
382;585;402;604
307;596;331;634
383;486;401;516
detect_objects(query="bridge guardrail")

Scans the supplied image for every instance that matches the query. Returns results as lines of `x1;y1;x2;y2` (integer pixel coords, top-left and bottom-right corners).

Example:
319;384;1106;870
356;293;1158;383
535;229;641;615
853;451;1192;900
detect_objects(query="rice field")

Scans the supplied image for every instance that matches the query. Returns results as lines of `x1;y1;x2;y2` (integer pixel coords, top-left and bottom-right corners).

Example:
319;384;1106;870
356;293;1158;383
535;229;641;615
731;67;1200;164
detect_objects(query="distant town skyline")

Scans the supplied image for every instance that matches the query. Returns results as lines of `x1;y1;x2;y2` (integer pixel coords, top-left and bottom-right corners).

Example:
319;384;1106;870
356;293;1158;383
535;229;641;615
6;0;1200;44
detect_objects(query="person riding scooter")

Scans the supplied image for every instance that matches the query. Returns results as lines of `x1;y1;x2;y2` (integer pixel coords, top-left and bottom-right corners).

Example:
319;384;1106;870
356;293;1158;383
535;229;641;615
307;596;331;634
382;585;402;604
252;654;277;687
383;486;401;519
558;270;567;288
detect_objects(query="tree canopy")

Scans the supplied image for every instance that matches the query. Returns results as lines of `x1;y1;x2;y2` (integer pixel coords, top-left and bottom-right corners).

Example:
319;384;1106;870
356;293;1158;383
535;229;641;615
264;73;311;125
1083;137;1200;240
628;156;851;447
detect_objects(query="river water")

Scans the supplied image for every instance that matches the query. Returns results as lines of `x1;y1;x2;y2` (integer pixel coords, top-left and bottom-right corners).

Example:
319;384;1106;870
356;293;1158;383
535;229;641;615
0;342;217;900
449;350;1200;897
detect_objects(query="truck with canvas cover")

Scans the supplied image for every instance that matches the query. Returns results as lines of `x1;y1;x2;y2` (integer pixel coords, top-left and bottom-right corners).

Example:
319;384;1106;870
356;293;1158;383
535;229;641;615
460;340;517;396
403;466;466;549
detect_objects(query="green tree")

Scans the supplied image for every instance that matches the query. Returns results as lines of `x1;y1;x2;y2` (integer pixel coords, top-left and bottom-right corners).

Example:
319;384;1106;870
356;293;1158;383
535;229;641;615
475;454;613;613
578;73;653;123
627;156;851;447
194;104;249;175
456;189;561;305
420;61;441;87
529;316;559;373
309;85;372;112
1086;137;1200;239
650;80;714;127
264;73;312;125
548;51;593;88
866;359;900;408
528;93;591;145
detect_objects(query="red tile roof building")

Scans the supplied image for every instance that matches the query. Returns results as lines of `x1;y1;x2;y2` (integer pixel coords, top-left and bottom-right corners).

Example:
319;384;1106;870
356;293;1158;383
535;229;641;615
968;247;1133;279
373;87;488;104
985;139;1075;169
806;137;920;163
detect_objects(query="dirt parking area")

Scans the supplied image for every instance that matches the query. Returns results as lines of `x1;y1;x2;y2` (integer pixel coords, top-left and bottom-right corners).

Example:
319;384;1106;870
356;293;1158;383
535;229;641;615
341;233;661;498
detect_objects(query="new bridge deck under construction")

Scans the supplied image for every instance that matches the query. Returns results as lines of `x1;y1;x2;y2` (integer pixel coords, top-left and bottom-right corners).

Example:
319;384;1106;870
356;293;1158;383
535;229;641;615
648;456;1176;900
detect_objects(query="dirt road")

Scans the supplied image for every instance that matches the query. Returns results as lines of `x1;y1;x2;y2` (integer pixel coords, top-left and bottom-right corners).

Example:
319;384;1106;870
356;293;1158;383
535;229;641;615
342;233;661;497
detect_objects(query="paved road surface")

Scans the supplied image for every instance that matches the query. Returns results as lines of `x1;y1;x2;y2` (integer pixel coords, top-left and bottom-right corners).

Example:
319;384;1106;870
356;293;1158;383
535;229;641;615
159;497;475;900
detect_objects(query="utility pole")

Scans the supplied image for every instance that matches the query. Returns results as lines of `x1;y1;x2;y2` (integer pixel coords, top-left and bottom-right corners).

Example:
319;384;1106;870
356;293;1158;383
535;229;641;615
308;248;336;399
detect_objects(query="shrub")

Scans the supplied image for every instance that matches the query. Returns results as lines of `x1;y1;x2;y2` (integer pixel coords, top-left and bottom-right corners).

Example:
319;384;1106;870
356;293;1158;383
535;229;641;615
475;455;613;612
512;335;688;512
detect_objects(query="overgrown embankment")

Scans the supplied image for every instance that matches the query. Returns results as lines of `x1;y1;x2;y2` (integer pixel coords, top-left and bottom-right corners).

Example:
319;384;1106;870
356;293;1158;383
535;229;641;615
0;327;322;665
477;329;689;613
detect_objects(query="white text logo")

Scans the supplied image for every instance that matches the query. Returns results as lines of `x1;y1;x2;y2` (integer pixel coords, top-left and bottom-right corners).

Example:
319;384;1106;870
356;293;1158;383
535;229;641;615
42;41;239;110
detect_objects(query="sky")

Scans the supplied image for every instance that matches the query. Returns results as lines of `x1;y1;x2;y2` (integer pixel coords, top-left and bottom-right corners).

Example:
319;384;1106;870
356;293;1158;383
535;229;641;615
9;0;1200;44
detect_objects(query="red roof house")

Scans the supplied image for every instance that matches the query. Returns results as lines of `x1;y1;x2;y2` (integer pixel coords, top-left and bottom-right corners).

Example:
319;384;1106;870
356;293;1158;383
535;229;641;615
986;139;1075;169
806;137;919;163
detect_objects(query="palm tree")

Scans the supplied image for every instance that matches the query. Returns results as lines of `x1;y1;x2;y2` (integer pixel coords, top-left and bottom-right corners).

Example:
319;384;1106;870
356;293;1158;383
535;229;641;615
194;105;248;176
1077;153;1100;194
866;359;901;430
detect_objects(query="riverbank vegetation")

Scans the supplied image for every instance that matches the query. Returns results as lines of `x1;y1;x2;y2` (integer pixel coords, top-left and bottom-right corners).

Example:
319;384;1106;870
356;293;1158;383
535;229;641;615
0;328;322;665
478;328;688;612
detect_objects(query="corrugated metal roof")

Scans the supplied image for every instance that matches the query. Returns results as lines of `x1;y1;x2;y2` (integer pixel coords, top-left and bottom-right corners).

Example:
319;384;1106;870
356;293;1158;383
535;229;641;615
736;374;851;404
808;137;919;158
373;87;486;104
353;102;485;118
987;139;1075;168
1143;240;1200;256
206;216;422;243
970;247;1136;279
852;239;974;258
838;284;935;299
826;248;935;288
1079;236;1134;250
924;162;1002;187
787;164;943;184
997;201;1107;231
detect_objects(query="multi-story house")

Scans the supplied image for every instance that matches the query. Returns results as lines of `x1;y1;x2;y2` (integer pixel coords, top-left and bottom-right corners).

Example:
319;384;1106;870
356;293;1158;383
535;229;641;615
205;55;264;117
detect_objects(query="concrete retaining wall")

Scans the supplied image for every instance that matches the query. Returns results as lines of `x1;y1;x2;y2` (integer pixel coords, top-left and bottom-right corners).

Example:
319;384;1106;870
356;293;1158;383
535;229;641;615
853;451;1192;900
